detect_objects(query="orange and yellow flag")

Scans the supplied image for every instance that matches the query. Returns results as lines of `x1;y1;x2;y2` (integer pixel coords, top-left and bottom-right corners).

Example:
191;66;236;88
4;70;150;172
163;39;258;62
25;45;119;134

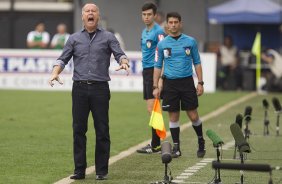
149;99;166;139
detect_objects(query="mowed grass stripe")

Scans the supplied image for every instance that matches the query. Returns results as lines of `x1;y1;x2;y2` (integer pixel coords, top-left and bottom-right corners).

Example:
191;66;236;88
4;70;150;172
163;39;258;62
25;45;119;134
72;93;282;184
0;90;248;184
57;93;256;184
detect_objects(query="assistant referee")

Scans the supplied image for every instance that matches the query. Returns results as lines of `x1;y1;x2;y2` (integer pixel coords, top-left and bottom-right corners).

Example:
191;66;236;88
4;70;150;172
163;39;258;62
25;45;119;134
153;12;206;158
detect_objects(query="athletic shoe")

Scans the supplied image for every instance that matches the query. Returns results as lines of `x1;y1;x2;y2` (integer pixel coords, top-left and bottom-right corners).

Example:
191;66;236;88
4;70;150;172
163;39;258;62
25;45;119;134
136;144;161;154
171;144;181;158
197;138;206;158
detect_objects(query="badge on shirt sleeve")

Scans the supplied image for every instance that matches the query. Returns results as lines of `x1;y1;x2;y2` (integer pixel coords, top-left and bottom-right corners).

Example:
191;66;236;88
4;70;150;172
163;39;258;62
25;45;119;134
158;34;164;41
184;47;191;56
155;47;158;62
163;48;171;58
146;40;152;48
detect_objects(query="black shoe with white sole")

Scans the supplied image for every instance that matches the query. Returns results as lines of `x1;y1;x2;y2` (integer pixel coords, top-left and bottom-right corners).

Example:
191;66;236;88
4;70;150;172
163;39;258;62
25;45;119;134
197;138;206;158
171;143;181;158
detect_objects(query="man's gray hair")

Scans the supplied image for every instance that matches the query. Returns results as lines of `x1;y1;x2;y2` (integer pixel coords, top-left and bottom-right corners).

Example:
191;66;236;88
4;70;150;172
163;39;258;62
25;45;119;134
81;2;99;14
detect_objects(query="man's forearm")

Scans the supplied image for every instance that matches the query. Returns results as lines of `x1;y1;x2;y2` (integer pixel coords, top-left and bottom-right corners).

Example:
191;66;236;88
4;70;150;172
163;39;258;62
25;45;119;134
52;65;63;75
153;68;162;87
195;64;203;82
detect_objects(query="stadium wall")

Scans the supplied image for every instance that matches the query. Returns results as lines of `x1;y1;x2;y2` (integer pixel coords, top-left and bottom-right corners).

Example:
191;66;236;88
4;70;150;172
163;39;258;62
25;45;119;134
0;49;216;92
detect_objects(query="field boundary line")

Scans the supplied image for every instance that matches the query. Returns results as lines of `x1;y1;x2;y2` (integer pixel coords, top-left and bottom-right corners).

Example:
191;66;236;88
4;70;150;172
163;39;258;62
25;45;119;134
54;92;257;184
172;140;236;183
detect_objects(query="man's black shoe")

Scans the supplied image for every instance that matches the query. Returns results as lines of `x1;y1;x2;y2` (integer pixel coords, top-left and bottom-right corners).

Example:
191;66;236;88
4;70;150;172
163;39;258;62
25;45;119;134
70;173;85;180
171;143;181;158
96;174;108;180
197;138;206;158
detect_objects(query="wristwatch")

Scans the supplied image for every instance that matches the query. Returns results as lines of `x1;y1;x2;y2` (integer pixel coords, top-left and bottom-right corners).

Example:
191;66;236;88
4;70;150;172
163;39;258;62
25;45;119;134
198;81;204;85
153;86;158;90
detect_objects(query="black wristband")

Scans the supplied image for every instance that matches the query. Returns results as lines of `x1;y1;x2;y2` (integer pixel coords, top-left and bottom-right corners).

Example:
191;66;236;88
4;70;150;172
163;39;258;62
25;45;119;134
198;81;204;85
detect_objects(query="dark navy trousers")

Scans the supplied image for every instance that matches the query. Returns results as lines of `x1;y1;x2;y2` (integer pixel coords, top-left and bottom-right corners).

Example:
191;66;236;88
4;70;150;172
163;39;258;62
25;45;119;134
72;81;110;176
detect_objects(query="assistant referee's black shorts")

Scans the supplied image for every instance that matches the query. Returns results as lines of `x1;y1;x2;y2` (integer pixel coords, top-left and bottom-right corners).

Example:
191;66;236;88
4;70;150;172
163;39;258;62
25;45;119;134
162;76;198;112
142;67;154;100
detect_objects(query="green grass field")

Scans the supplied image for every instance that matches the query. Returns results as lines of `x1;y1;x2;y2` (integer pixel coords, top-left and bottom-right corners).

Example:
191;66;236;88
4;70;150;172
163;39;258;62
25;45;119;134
0;90;281;184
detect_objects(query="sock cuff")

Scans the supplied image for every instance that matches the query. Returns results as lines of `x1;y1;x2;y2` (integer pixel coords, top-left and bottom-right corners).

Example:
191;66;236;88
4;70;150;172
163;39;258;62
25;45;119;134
192;119;202;126
169;121;180;128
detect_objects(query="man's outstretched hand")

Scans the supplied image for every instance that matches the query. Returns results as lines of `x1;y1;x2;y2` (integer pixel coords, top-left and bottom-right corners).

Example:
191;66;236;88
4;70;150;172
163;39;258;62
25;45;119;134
48;74;63;87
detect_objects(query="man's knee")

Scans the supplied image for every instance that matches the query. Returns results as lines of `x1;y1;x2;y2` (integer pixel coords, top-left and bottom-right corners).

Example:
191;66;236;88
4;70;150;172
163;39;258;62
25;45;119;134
187;110;199;122
169;112;180;122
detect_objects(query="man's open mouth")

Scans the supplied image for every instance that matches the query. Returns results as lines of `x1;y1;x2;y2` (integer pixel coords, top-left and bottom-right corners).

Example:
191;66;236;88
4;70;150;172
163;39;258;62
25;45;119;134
88;17;94;23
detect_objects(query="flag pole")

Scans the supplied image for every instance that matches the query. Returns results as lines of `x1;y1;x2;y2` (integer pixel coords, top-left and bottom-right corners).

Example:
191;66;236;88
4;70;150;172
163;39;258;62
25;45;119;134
251;32;261;91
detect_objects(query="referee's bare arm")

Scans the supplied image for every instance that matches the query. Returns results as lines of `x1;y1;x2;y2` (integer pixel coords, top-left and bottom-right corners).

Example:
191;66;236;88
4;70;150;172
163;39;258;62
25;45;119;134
194;64;204;96
153;67;162;98
49;65;64;87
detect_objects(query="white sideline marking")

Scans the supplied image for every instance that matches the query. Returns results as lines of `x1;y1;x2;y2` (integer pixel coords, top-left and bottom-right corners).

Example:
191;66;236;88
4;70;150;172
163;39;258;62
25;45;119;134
177;175;190;179
200;160;212;163
54;92;257;184
172;158;215;183
181;173;194;176
189;166;204;169
222;140;236;150
184;169;198;172
172;139;237;183
196;163;208;166
172;180;186;183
